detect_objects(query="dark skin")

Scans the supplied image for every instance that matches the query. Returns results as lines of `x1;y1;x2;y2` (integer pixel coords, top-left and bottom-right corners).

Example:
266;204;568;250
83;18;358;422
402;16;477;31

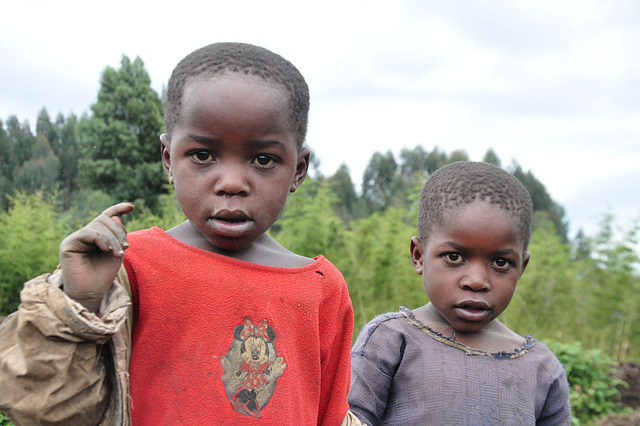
60;202;134;312
161;75;311;267
409;202;531;353
60;73;311;312
166;220;311;267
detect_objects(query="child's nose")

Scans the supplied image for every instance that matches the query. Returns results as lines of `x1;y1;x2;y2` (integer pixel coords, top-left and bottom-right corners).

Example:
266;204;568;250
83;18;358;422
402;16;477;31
213;164;250;197
459;263;490;292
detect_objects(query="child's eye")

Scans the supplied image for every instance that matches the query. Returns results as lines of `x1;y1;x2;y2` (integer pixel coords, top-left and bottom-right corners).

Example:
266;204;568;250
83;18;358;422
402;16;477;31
492;258;513;270
252;154;276;167
190;150;214;163
443;253;464;263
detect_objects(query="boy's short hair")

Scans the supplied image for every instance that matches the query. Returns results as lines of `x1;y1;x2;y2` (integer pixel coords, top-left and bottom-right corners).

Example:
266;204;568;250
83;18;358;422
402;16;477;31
417;161;533;250
164;42;310;148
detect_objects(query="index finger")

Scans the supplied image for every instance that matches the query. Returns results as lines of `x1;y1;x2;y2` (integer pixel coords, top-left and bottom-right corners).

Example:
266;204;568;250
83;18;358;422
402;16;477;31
101;202;135;219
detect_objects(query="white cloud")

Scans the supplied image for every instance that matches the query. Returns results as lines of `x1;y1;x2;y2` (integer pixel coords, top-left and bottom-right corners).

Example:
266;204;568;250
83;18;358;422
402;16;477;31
1;0;638;240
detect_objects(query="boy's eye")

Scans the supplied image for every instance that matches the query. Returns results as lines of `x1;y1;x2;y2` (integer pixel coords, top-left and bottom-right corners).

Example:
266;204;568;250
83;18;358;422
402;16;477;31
492;258;513;270
443;253;463;263
253;154;276;167
190;151;214;162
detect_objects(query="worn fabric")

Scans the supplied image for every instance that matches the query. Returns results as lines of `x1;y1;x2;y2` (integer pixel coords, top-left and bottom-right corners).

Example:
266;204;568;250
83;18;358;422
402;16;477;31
125;227;353;425
0;267;132;426
0;227;356;425
349;307;572;426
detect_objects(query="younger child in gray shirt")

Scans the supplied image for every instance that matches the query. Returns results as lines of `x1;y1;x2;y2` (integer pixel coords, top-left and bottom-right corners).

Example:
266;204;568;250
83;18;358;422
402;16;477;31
349;161;571;425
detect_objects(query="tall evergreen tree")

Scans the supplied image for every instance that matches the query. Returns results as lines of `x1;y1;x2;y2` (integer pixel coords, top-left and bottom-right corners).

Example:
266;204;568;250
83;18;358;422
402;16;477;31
512;163;568;240
13;135;60;194
448;149;469;163
361;150;398;212
482;148;501;167
5;115;35;172
76;55;165;211
328;163;360;221
36;108;59;150
399;146;429;178
56;113;81;208
0;120;10;210
425;146;448;174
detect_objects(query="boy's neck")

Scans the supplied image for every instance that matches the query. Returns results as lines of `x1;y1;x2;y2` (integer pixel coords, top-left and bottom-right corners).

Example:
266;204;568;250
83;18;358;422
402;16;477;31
414;303;525;353
166;220;313;268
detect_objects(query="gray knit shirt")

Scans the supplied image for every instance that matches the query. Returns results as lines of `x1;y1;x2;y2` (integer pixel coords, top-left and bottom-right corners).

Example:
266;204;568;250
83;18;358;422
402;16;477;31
349;307;572;425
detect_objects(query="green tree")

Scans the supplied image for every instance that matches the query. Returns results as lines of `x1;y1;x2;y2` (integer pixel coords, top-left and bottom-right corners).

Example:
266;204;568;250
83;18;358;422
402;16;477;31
0;193;64;314
399;145;429;179
35;108;59;149
346;207;425;334
512;163;568;240
361;151;398;213
76;55;165;211
5;115;35;170
13;136;60;194
327;164;362;222
502;220;583;340
448;149;469;163
0;119;11;210
55;113;81;208
482;148;501;167
126;184;185;232
425;146;448;174
272;179;348;264
581;215;640;361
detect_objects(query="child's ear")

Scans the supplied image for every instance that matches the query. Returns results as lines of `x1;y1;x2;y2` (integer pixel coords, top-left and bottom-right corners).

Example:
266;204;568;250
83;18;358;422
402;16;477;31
160;133;173;184
410;236;424;275
290;147;310;193
520;252;531;276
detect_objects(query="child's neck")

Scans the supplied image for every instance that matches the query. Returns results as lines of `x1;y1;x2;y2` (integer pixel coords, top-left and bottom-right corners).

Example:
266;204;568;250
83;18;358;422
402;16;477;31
415;303;525;353
166;220;312;268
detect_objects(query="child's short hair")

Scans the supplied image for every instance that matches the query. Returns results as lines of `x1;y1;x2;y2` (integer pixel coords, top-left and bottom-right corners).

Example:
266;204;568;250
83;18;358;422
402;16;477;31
417;161;533;250
164;42;310;148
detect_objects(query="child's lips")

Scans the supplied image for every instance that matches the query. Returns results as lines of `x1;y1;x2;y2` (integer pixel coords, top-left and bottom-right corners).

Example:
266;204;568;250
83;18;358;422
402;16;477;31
207;211;254;237
454;301;491;322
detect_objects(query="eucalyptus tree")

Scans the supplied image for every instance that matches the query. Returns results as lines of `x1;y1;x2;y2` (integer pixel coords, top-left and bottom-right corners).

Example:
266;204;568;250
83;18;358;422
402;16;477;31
76;55;165;211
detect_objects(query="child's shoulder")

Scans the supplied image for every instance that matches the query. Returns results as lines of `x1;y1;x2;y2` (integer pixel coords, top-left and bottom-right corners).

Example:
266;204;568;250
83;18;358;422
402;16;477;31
352;309;410;352
362;310;407;331
127;226;165;242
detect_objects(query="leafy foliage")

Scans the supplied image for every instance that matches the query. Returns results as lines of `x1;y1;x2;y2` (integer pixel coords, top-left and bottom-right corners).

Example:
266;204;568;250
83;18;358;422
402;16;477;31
0;193;65;313
0;54;638;426
76;55;165;212
0;411;13;426
548;341;627;424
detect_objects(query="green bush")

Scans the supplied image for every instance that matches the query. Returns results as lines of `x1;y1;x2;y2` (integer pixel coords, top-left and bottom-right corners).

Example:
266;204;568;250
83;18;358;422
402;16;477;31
548;341;626;424
0;411;14;426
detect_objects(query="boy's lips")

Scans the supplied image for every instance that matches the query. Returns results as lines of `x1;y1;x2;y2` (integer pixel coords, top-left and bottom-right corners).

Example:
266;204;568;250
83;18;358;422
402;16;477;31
454;301;491;322
207;210;254;238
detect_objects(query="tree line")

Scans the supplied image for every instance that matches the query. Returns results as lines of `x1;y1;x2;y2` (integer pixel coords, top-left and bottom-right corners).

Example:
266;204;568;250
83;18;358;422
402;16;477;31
0;55;638;365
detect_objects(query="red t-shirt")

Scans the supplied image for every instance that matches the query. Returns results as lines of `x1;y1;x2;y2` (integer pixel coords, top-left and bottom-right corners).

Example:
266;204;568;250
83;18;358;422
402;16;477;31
124;227;353;425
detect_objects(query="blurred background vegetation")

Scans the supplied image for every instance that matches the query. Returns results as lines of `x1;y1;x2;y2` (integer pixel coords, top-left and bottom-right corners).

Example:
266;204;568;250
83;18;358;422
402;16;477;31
1;55;638;425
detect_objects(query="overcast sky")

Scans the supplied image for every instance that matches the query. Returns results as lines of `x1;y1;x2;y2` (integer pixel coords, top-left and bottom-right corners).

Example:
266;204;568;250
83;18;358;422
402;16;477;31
1;0;638;240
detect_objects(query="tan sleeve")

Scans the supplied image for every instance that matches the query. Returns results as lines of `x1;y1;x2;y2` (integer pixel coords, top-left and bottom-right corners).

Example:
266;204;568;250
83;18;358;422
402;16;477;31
0;270;130;425
341;410;367;426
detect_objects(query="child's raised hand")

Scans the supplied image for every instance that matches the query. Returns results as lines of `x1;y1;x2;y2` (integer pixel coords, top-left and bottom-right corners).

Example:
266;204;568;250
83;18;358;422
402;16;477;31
60;203;134;312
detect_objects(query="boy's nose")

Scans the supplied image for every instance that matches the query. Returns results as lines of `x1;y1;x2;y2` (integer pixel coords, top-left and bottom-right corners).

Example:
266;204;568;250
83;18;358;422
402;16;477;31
213;165;250;197
459;264;490;292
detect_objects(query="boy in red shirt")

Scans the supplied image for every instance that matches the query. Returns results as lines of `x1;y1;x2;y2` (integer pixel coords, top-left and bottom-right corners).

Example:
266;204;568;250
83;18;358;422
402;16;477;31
0;43;359;425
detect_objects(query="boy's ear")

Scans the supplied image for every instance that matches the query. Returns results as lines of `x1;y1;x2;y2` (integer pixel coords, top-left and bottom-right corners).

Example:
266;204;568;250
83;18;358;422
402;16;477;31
160;133;173;183
520;252;531;276
410;236;424;275
290;147;310;193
